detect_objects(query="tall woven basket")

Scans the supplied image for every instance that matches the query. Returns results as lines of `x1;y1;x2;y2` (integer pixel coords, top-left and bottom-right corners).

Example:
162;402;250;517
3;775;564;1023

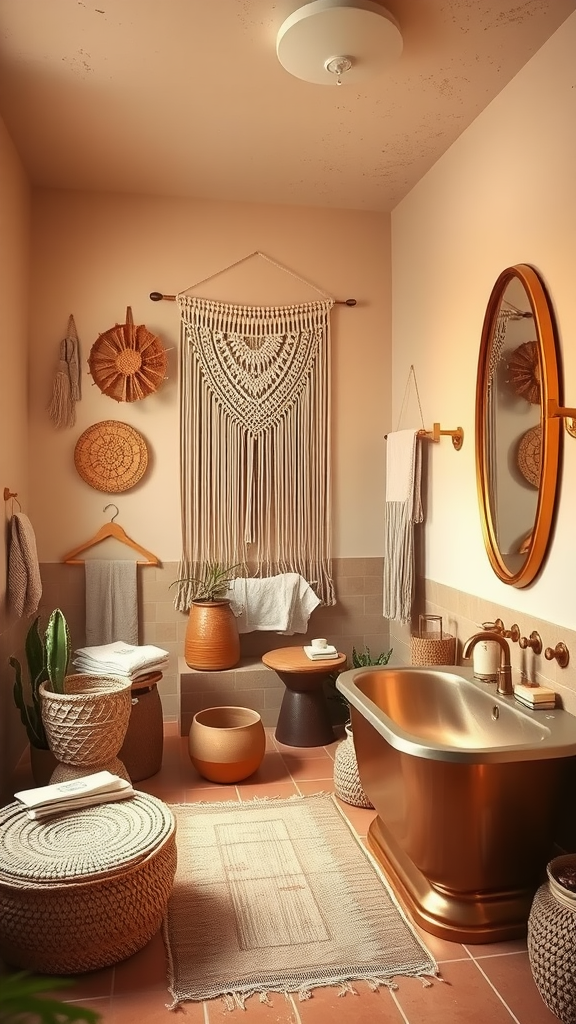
39;674;132;781
528;855;576;1023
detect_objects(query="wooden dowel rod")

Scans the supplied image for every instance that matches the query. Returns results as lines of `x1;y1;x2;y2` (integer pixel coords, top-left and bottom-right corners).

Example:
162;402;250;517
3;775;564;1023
149;291;357;306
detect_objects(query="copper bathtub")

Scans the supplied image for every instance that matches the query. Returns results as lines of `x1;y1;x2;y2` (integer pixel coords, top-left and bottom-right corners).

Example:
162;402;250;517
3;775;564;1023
336;665;576;943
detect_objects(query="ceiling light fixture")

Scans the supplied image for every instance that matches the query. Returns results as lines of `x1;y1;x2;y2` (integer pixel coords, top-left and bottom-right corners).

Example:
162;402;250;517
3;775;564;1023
276;0;403;86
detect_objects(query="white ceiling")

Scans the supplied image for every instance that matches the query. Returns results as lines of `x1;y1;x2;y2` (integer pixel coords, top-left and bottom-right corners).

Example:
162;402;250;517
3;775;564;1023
0;0;574;213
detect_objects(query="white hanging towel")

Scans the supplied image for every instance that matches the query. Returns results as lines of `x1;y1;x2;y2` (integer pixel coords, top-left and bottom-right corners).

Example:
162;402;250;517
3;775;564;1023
382;430;423;624
227;574;320;634
84;560;139;646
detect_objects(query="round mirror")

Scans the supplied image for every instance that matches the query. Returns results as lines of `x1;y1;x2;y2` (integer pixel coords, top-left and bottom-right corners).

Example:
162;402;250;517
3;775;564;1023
475;264;561;587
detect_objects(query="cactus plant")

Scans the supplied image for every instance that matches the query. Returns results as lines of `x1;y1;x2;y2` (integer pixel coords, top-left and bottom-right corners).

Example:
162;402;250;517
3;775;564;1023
10;617;49;749
10;609;71;748
44;608;71;693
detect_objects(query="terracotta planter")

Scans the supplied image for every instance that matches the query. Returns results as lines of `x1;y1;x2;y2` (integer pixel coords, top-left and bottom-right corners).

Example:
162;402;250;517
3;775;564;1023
39;674;132;782
188;706;266;783
184;599;240;671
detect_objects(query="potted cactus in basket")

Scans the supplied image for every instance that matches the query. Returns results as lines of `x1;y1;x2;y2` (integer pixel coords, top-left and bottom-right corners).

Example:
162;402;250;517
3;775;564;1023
33;609;133;783
170;561;242;671
10;615;56;785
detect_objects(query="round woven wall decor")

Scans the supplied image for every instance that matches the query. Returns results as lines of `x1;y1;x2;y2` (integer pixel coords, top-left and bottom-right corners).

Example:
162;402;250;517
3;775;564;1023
74;420;149;493
517;424;541;488
88;307;167;403
507;341;540;405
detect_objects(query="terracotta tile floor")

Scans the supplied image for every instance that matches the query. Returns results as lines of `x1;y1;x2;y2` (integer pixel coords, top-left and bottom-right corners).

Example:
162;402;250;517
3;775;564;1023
7;723;558;1024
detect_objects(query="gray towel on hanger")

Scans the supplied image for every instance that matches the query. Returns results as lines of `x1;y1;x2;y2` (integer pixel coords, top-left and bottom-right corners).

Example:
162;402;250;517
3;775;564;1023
85;559;138;646
8;513;42;617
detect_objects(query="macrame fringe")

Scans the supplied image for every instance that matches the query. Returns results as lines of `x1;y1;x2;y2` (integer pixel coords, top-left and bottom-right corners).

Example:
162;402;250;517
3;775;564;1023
48;366;75;428
176;296;335;608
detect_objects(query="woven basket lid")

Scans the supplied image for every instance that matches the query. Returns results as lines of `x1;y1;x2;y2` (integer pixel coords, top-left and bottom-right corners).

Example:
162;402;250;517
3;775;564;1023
74;420;148;493
0;793;174;884
88;307;167;403
517;424;541;488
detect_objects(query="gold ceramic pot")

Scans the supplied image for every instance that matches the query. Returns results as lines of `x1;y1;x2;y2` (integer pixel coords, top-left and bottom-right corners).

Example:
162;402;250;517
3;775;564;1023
188;706;266;783
184;599;240;670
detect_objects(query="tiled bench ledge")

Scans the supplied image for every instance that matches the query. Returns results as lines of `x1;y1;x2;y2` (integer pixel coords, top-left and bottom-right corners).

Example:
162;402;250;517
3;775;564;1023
178;657;284;735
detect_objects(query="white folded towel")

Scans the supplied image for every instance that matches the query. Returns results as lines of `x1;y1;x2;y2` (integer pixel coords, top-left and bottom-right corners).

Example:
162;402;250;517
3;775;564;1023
227;574;320;634
73;641;169;678
303;644;338;660
85;560;139;646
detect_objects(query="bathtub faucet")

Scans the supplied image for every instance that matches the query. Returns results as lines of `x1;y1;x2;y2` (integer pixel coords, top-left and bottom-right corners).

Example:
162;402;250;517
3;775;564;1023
462;631;514;696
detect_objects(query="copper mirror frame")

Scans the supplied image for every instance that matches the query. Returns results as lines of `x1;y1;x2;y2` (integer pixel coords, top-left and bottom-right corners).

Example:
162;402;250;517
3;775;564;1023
475;264;561;587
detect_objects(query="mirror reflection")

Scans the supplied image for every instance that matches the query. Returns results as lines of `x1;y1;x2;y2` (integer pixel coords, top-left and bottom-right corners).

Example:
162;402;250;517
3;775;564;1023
476;265;560;587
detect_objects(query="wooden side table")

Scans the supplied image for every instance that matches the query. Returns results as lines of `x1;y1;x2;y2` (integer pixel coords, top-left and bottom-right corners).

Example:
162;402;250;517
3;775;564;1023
262;647;347;747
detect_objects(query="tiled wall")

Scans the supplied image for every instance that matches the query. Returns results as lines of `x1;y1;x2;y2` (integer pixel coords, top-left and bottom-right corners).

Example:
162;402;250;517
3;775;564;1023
390;576;576;715
38;556;391;727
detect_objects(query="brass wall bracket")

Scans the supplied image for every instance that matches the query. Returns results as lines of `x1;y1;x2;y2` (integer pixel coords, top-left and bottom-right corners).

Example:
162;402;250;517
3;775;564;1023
519;631;543;655
545;642;570;668
547;399;576;439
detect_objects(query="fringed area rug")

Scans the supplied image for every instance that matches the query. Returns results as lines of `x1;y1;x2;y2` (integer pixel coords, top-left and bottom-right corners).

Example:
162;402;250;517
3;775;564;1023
164;794;438;1009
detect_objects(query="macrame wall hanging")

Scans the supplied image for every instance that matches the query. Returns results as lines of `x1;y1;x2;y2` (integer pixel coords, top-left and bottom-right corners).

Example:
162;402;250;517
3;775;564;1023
174;285;336;611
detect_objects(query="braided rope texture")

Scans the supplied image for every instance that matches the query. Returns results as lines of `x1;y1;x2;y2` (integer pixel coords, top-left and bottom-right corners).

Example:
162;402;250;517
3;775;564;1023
40;675;132;766
333;736;374;809
0;793;176;974
528;883;576;1023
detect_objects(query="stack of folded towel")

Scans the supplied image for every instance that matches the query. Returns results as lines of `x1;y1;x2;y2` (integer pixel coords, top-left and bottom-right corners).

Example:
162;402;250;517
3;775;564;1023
303;642;338;661
73;641;169;682
15;771;134;822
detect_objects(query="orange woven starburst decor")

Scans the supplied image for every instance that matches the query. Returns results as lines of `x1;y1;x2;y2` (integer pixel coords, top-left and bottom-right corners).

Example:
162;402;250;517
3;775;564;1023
88;306;167;403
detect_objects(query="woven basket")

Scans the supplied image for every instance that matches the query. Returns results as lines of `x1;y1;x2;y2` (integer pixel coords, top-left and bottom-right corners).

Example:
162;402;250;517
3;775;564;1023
74;419;149;493
517;425;541;489
89;306;167;403
528;867;576;1024
333;726;374;809
119;678;164;782
410;634;456;666
39;674;132;767
0;793;176;974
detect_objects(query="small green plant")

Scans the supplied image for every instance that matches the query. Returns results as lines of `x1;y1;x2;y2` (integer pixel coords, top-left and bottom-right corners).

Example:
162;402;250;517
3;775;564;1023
352;645;393;668
10;609;72;748
0;971;100;1024
10;617;49;749
170;561;241;601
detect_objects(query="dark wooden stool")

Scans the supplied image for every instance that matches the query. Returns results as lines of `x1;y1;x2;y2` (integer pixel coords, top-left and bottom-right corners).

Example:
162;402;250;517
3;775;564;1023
262;647;347;747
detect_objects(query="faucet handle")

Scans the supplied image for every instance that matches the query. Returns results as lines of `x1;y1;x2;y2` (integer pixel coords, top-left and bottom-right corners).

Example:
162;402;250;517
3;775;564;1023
545;642;570;668
519;630;543;655
503;623;521;643
482;618;505;634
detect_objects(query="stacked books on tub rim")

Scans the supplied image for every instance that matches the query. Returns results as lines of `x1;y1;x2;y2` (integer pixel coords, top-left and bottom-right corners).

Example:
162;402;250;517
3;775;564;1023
72;641;169;684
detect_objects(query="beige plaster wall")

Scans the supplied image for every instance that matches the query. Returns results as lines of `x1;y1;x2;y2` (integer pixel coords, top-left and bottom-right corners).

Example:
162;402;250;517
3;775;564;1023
391;13;576;635
28;192;391;565
0;114;31;799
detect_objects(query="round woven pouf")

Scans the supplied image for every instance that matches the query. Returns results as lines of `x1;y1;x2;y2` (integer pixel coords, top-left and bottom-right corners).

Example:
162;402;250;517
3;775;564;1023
528;857;576;1024
0;793;176;974
333;726;373;809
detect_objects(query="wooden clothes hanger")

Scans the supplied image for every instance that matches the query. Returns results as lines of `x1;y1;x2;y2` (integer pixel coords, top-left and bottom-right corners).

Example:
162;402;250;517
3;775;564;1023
62;504;159;565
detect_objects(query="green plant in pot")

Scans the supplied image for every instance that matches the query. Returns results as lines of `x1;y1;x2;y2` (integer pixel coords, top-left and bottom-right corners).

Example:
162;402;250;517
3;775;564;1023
10;609;71;785
171;561;242;671
325;645;393;727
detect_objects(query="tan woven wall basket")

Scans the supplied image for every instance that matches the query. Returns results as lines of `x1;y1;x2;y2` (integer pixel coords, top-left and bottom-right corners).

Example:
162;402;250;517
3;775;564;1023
0;793;176;974
410;634;456;666
88;306;167;403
